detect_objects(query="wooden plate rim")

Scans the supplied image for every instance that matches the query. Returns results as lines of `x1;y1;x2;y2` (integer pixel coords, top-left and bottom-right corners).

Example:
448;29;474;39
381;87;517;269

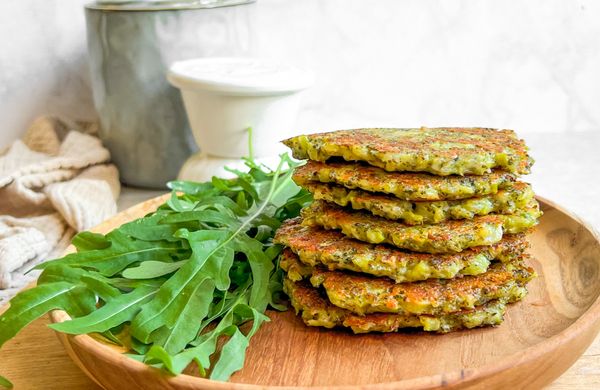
48;195;600;389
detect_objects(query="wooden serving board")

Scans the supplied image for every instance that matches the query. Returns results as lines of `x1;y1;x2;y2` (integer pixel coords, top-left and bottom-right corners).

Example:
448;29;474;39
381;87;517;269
1;195;600;389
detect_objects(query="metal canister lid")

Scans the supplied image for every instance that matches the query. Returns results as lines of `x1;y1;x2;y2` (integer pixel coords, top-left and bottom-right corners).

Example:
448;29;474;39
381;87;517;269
86;0;254;11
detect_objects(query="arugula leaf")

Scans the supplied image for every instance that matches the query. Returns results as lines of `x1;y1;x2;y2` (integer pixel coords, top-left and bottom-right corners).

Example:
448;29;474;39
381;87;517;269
38;265;120;302
49;286;157;334
117;213;184;242
159;323;235;374
160;210;240;228
209;328;249;381
72;231;111;251
130;231;227;343
37;230;186;277
121;260;186;280
80;275;123;301
234;235;274;312
37;264;92;286
0;374;12;389
0;153;311;384
167;180;214;195
153;278;215;354
267;267;288;311
0;282;95;348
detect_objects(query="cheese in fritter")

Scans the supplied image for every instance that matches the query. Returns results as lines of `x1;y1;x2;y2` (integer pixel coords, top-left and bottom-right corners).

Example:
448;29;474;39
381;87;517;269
302;181;534;225
280;249;535;316
293;160;516;201
283;127;532;176
274;218;528;282
284;278;507;333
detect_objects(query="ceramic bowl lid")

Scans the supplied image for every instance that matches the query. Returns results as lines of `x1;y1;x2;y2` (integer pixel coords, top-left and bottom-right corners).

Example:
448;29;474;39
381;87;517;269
167;58;314;96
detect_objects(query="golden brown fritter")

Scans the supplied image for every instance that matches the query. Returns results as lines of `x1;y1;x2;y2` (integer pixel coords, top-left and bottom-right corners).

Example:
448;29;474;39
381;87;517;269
301;200;539;253
301;181;534;225
280;249;535;316
274;218;529;282
283;127;532;175
293;160;516;201
284;278;507;333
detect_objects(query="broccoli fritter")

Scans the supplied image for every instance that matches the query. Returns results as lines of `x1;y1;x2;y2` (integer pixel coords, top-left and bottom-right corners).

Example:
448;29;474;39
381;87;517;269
283;127;532;175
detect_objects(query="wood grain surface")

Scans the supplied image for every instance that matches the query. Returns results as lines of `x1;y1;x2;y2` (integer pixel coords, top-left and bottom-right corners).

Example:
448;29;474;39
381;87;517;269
1;195;599;389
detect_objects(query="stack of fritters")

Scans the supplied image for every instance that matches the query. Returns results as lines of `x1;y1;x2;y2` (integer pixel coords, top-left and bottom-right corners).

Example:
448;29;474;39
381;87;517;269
275;128;540;334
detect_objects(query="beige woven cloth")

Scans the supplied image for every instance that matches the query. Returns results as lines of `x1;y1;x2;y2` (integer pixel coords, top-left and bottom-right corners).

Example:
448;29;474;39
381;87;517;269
0;117;120;303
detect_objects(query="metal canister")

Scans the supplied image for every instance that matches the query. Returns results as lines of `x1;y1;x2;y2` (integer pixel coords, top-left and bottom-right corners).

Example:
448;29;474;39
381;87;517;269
85;0;256;188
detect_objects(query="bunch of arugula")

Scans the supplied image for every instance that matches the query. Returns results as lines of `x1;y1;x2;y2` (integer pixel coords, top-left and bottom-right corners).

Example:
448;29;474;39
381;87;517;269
0;154;310;389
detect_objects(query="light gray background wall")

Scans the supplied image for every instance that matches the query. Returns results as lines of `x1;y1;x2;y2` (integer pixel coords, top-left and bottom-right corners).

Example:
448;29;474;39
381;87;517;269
0;0;95;148
1;0;599;149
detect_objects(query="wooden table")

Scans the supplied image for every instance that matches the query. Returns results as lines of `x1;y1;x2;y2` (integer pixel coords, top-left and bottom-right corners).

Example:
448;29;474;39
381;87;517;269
0;308;598;389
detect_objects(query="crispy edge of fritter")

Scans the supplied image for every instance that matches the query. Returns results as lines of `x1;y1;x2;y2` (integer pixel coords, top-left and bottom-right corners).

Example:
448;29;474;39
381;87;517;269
301;180;534;225
301;200;540;253
280;249;535;316
283;277;507;333
293;160;517;201
283;127;532;175
301;200;505;253
501;198;543;234
274;218;529;282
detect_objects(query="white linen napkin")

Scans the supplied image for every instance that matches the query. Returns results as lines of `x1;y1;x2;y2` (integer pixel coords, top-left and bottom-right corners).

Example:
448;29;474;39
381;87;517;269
0;117;120;303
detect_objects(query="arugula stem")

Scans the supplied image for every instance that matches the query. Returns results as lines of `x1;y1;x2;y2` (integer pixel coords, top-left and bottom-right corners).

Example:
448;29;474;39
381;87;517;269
247;127;254;162
201;156;286;268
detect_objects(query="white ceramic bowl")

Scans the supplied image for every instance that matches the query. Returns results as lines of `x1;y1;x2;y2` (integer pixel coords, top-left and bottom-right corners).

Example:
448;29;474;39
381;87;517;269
167;58;313;159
